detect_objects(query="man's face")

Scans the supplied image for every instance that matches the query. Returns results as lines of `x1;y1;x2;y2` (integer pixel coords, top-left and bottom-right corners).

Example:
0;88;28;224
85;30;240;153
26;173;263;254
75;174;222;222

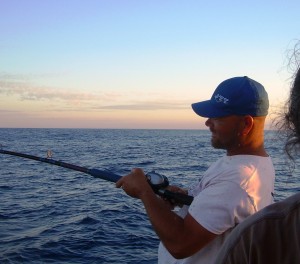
205;116;243;151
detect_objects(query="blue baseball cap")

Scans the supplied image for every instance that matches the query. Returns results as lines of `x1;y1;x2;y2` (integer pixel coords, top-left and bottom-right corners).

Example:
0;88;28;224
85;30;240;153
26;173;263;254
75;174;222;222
191;76;269;118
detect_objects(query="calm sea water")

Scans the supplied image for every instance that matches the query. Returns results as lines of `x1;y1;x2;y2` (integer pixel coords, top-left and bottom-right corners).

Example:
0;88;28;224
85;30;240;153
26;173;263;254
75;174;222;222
1;128;299;263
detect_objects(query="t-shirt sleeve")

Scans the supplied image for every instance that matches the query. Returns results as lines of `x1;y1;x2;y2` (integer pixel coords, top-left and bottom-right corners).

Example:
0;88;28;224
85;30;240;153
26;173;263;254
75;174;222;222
188;181;255;234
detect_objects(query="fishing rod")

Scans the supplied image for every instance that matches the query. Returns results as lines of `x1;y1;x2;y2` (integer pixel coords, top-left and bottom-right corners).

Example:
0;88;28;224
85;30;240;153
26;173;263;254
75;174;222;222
0;149;193;206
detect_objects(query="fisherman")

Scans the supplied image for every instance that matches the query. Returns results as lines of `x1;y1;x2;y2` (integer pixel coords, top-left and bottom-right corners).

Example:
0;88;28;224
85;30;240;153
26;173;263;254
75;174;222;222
116;76;275;264
215;45;300;264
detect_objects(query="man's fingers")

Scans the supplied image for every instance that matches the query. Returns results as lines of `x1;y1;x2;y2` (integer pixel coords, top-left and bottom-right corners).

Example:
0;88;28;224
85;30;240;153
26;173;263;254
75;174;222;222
115;177;124;188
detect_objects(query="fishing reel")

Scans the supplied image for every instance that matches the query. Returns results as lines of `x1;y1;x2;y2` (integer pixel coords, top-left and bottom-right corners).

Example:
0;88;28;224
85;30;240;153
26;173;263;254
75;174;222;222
145;171;193;206
146;171;169;191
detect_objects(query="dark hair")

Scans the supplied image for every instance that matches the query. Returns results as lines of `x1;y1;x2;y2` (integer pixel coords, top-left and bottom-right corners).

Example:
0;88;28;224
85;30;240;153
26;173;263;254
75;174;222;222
279;41;300;159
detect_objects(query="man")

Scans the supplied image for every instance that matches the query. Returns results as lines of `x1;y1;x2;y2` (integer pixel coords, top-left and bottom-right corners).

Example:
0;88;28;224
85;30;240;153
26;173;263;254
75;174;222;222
116;76;275;263
215;61;300;264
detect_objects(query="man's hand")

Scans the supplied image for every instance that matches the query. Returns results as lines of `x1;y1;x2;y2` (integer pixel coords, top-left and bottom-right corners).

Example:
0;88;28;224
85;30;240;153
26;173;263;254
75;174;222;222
116;168;153;199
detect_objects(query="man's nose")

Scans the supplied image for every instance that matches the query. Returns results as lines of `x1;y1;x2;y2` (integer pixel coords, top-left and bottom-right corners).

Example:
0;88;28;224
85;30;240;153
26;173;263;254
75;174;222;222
205;118;212;127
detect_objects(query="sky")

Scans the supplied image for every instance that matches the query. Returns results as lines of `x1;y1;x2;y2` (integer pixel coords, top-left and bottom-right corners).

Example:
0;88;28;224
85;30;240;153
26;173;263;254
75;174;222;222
0;0;299;129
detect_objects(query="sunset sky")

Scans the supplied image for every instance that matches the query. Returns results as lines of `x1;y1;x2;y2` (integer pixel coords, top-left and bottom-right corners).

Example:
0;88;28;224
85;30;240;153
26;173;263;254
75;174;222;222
1;0;299;129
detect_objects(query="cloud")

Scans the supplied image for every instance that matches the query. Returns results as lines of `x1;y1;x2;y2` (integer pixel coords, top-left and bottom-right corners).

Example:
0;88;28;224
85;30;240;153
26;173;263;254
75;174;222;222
0;108;21;113
95;101;189;111
0;72;191;111
0;72;116;103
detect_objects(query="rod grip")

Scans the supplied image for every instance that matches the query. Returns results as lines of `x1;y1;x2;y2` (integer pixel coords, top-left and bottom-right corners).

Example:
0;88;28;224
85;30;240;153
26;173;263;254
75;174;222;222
158;189;193;206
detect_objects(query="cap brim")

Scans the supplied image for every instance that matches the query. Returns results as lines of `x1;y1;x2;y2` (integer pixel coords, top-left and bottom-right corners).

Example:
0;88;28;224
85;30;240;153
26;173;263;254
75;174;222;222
191;100;230;118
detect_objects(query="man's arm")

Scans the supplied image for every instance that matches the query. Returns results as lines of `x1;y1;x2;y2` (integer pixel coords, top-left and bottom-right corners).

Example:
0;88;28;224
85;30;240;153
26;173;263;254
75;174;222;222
116;168;216;259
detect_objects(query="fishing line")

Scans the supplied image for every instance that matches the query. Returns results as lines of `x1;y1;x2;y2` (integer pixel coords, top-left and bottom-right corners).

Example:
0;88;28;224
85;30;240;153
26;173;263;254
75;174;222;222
0;149;193;205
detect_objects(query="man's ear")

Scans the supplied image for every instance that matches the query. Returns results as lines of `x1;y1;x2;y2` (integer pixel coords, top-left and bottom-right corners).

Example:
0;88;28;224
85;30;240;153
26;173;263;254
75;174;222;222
241;115;254;135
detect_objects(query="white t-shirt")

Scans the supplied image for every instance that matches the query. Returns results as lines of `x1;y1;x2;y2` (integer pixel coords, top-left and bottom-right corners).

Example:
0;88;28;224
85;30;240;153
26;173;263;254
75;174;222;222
158;155;275;264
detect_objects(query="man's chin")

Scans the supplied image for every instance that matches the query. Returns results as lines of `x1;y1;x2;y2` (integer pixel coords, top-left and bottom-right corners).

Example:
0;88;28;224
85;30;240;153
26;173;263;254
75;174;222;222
211;140;223;149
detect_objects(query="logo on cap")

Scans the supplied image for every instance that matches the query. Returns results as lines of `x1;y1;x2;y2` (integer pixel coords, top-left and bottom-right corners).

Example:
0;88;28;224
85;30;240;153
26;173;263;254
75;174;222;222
214;94;229;104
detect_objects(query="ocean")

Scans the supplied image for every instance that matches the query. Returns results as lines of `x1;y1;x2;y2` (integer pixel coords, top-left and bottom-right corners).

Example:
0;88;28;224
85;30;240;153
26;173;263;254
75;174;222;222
0;128;299;263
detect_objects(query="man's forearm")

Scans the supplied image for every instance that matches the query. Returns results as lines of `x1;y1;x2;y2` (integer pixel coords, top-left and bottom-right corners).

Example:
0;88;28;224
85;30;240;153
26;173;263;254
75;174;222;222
140;189;186;253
